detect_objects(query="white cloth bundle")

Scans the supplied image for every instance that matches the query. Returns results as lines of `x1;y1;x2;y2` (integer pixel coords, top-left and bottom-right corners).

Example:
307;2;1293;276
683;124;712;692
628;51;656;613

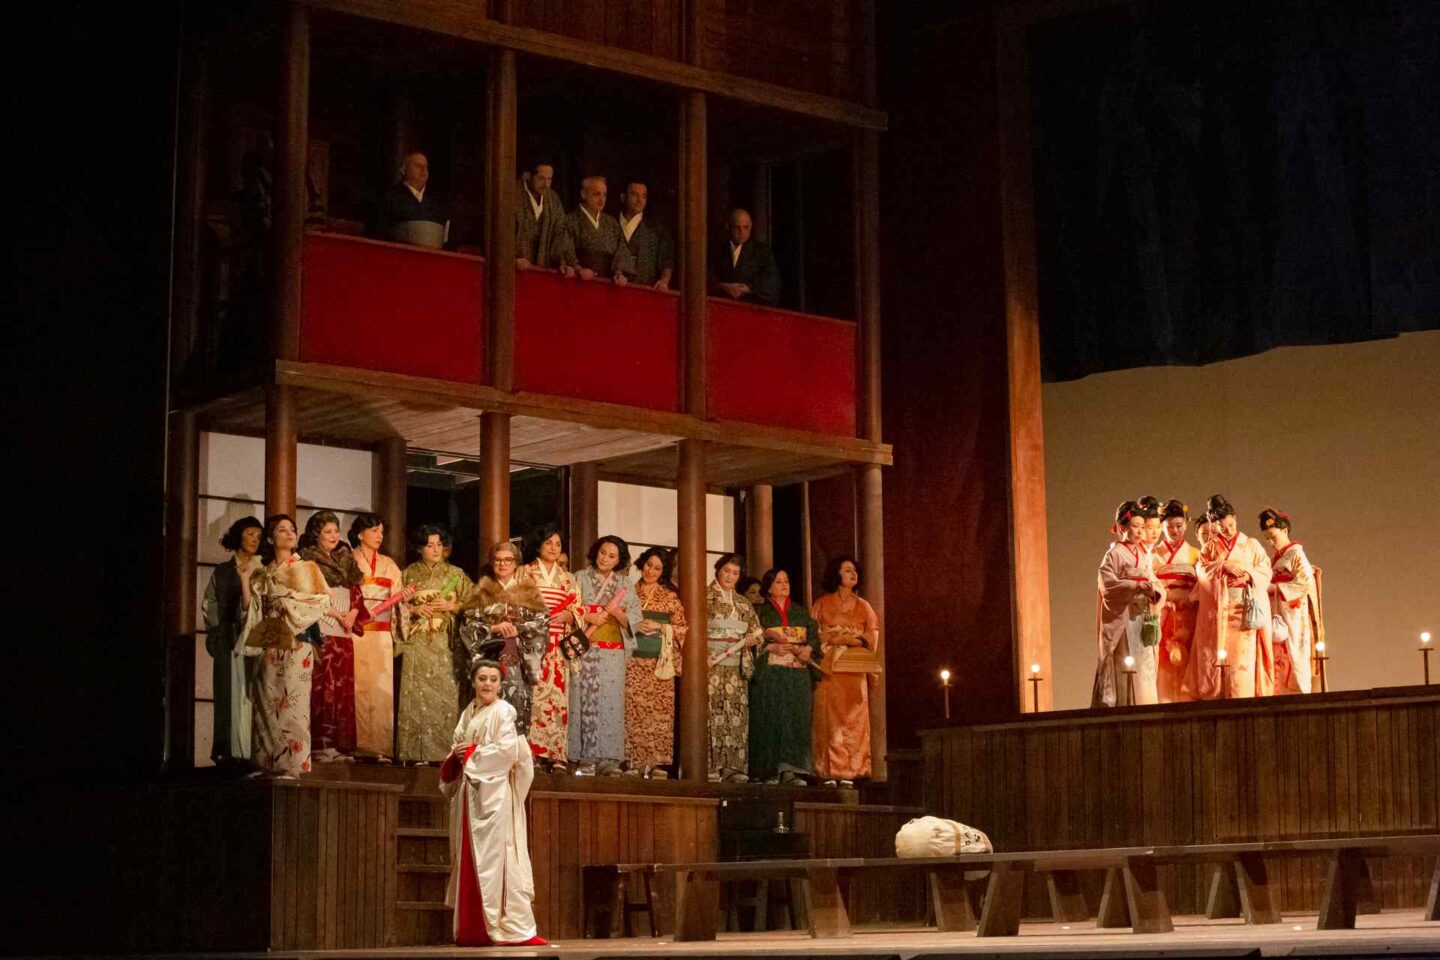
895;816;993;879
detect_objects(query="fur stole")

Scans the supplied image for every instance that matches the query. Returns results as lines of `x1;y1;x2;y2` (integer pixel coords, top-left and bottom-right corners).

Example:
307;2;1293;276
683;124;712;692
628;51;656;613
464;575;546;614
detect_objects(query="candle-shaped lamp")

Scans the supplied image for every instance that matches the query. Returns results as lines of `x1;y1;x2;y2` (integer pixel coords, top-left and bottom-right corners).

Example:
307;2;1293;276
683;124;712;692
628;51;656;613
1122;655;1137;704
1314;640;1329;692
940;668;952;720
1423;632;1433;686
1028;662;1042;713
1217;647;1230;699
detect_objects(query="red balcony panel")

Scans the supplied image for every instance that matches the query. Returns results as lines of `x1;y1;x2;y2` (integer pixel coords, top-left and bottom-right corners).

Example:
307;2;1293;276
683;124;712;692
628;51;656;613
515;270;679;412
300;232;486;384
707;300;857;436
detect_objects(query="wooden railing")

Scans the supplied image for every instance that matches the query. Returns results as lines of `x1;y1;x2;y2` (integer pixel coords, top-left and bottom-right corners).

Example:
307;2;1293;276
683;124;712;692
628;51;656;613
298;231;858;437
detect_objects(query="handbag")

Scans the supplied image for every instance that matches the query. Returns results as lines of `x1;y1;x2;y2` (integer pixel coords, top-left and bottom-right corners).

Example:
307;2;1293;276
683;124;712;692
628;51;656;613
633;611;669;659
1140;613;1161;647
1242;585;1266;631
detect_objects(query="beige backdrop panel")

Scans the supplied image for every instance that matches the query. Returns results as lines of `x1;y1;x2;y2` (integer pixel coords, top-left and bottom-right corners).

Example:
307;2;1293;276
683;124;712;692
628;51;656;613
1043;331;1440;709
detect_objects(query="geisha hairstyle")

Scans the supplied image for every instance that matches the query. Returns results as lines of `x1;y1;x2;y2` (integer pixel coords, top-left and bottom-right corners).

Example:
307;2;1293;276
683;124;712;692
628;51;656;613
820;555;863;594
1161;499;1189;521
1113;500;1141;527
1206;494;1237;520
1136;495;1163;517
586;534;632;571
219;515;263;552
634;545;677;591
523;523;563;563
348;511;385;547
1258;507;1292;532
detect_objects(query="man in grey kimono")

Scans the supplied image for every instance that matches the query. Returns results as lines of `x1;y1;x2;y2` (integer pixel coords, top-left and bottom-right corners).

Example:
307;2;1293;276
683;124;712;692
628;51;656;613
619;181;673;290
562;176;634;283
515;162;573;274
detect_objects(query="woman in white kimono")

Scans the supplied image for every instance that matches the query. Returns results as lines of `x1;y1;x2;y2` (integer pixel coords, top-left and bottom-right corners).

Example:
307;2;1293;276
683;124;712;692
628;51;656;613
440;659;545;948
239;514;330;777
1189;495;1274;699
1091;501;1163;707
570;536;643;776
1258;508;1320;694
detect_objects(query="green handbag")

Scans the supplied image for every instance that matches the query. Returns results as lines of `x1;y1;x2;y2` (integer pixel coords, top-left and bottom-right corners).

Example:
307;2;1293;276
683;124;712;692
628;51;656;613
1141;613;1161;648
634;610;670;659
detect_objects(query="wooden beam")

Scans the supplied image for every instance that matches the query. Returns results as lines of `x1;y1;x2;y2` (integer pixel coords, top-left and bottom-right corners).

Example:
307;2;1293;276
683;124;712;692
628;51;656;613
273;0;309;362
485;48;517;390
679;91;707;418
853;129;882;443
306;0;888;131
479;412;511;548
570;461;599;559
372;437;408;564
745;484;774;574
164;410;199;771
677;439;708;781
171;39;207;377
264;384;297;518
858;462;887;779
995;4;1053;712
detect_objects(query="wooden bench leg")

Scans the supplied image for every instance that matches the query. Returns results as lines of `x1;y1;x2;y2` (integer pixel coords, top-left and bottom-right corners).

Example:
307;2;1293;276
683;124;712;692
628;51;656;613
1317;849;1364;930
673;870;719;942
977;862;1028;937
1047;870;1090;922
804;867;852;939
789;877;809;930
929;868;978;932
1427;855;1440;922
1355;858;1380;915
1097;867;1131;929
1206;862;1242;919
634;868;659;937
1234;853;1281;925
612;874;628;938
754;879;771;932
1122;856;1174;934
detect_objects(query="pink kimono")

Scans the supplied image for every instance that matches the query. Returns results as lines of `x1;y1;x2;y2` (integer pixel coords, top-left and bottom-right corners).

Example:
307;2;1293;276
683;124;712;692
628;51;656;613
1269;541;1321;694
1090;539;1163;707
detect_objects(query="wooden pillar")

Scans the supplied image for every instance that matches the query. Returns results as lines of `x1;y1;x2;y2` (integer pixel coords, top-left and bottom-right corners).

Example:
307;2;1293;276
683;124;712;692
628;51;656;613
858;463;887;779
372;437;408;564
172;40;207;376
485;48;517;390
479;413;511;549
163;410;199;771
996;8;1053;711
570;461;599;558
745;484;774;574
272;0;308;362
677;439;708;781
679;90;707;418
388;89;415;186
264;384;297;518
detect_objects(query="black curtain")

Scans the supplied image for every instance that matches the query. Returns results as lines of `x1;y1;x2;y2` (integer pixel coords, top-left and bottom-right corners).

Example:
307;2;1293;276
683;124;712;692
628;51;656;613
1031;0;1439;382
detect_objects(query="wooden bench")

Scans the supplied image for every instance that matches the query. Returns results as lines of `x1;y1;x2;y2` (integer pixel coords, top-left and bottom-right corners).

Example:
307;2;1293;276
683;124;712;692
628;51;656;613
649;834;1440;942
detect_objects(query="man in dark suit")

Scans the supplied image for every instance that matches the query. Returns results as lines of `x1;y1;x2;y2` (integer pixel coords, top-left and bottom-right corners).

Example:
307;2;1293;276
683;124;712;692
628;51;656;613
619;181;673;290
377;151;448;243
708;207;781;306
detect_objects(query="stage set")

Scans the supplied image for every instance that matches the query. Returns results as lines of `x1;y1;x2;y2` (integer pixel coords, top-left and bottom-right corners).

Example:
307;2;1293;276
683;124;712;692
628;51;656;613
82;0;1438;958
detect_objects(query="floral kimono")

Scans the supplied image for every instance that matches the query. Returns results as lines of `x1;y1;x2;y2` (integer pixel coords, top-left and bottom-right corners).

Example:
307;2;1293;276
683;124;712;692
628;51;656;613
459;576;549;736
705;582;762;778
1153;536;1201;703
300;543;361;755
521;559;582;762
1269;541;1321;694
1189;532;1273;699
1090;539;1163;707
749;598;822;779
398;560;474;761
626;581;688;771
569;567;642;766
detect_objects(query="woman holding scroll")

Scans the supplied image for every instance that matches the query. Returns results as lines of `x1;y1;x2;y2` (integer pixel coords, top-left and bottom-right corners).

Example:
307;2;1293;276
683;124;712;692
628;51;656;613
521;525;583;770
626;547;687;778
811;556;880;786
349;512;414;760
749;567;821;785
705;554;762;783
570;536;642;776
299;511;361;761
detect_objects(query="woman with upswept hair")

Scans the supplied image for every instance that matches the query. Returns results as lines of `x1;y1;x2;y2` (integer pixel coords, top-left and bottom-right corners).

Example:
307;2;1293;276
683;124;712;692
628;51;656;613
399;524;474;762
1188;495;1273;699
626;546;687;778
299;510;362;760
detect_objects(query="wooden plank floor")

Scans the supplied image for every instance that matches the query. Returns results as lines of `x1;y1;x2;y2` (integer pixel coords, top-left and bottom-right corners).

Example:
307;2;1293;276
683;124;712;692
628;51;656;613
200;909;1439;958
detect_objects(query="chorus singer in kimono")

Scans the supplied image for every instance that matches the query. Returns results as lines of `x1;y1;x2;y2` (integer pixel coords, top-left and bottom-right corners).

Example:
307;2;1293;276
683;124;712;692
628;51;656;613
441;659;546;948
349;513;414;760
299;511;362;761
515;161;573;273
627;547;687;778
1189;496;1273;699
239;515;330;777
521;525;583;770
619;181;674;289
1154;500;1201;703
706;554;763;782
398;525;474;762
811;557;880;787
459;541;549;733
750;568;822;785
1259;508;1321;695
561;176;635;283
1091;501;1164;707
570;536;643;776
203;516;263;766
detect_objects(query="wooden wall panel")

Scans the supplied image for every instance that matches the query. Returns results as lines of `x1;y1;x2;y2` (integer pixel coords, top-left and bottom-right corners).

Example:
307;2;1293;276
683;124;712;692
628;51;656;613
922;689;1440;917
697;0;856;100
795;802;927;924
509;0;683;61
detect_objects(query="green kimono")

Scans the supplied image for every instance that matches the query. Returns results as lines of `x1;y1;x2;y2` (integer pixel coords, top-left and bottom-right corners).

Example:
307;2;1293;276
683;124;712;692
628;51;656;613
748;599;821;778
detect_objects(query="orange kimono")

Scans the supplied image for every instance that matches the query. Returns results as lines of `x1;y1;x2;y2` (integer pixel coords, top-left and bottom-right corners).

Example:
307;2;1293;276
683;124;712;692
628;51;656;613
1153;536;1201;703
810;591;880;781
1188;533;1273;699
